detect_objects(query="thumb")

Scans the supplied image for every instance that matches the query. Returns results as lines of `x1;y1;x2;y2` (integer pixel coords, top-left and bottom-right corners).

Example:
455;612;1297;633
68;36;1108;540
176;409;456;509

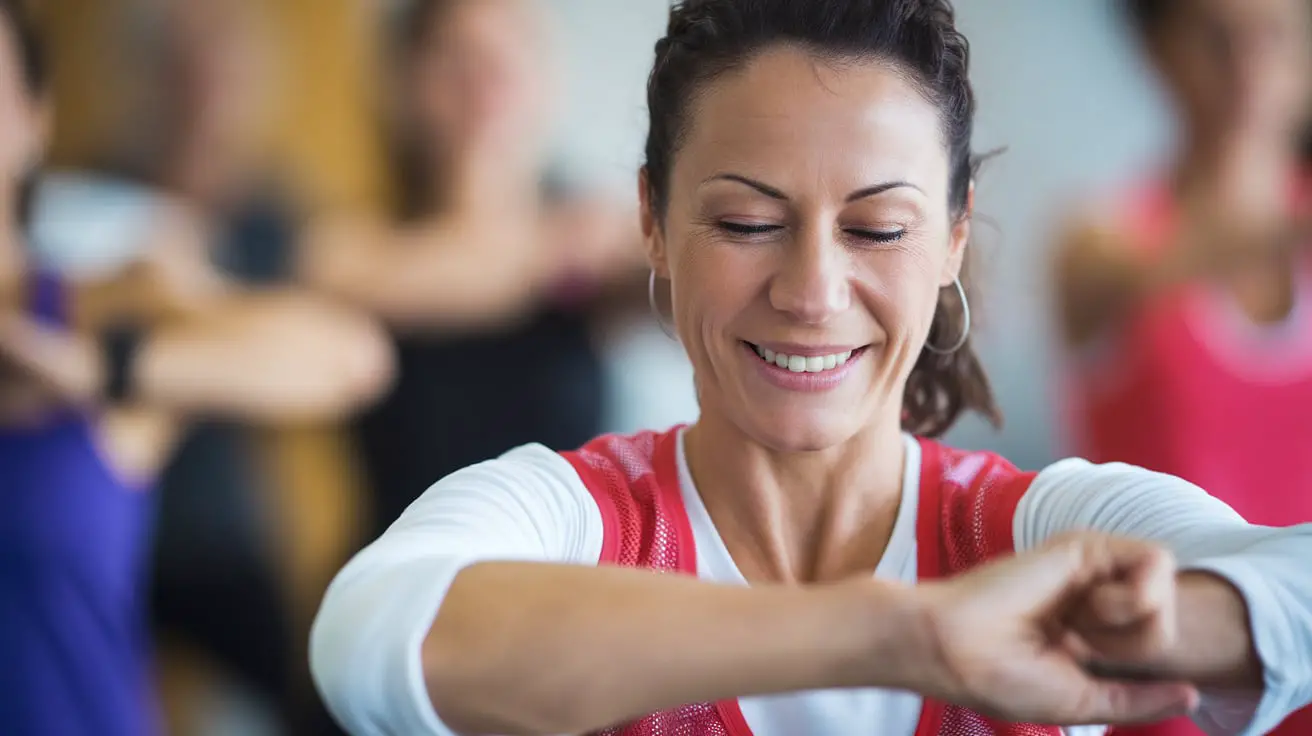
1004;535;1104;612
1080;679;1198;726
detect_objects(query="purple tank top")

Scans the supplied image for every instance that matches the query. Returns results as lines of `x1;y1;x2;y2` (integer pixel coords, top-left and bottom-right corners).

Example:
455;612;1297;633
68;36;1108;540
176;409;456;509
0;272;155;735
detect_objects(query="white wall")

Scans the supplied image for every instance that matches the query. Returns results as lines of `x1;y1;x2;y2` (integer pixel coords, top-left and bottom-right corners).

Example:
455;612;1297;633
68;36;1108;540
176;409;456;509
549;0;1173;464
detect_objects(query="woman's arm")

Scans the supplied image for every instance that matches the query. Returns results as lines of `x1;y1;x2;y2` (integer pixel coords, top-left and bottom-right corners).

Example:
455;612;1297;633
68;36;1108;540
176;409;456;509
297;214;559;331
1015;460;1312;734
0;288;394;422
311;447;1197;736
131;289;394;421
1053;212;1309;349
299;203;647;332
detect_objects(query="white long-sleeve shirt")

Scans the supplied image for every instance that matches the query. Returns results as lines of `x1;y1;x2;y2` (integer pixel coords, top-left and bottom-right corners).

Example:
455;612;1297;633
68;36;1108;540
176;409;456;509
310;432;1312;736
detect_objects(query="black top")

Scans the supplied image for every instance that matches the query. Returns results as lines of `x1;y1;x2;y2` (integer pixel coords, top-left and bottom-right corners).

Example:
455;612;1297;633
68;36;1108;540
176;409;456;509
356;304;605;536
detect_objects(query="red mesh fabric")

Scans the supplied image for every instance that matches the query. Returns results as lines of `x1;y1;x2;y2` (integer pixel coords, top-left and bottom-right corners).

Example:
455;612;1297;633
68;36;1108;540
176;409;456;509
933;444;1037;575
936;710;1069;736
564;433;1065;736
564;430;743;736
568;431;684;572
918;440;1063;736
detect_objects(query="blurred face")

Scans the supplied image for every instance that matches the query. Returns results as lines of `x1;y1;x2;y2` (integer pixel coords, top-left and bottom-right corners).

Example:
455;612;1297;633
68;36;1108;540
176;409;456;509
1151;0;1312;144
408;0;553;155
643;47;968;452
169;0;278;159
0;16;44;187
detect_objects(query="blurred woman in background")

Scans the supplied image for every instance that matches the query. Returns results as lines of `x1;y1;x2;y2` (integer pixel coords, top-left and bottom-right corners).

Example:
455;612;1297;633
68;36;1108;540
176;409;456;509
0;1;393;733
301;0;645;538
1054;0;1312;733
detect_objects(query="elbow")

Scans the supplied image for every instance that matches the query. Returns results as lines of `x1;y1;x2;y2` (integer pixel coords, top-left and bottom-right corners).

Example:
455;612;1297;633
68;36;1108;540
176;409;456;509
423;629;595;736
300;306;396;421
308;600;360;734
335;311;396;413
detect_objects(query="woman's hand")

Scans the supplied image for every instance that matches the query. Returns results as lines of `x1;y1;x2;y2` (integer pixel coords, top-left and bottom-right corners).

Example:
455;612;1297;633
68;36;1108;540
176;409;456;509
913;533;1199;727
0;313;102;424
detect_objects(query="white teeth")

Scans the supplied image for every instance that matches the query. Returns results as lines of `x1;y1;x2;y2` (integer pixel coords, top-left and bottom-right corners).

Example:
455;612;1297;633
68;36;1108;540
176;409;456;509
752;345;857;374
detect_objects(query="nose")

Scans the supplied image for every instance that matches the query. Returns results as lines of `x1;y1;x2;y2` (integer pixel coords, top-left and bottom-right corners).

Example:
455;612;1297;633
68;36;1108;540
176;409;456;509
768;224;851;325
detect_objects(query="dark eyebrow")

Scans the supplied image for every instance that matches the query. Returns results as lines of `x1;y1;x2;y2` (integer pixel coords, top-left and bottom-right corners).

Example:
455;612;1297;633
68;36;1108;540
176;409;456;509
705;173;923;203
706;173;788;200
846;181;923;202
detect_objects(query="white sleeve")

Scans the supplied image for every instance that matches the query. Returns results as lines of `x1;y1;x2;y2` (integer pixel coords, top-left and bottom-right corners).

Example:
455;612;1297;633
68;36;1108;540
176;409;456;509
308;444;605;736
1014;459;1312;736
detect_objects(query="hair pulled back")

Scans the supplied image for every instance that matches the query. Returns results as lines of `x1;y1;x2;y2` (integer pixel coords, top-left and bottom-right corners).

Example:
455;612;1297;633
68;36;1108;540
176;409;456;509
645;0;1000;437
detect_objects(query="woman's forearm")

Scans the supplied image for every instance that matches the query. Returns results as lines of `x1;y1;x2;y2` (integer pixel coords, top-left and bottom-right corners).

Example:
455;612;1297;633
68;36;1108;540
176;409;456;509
424;562;933;736
134;291;394;421
1161;572;1263;689
299;218;556;331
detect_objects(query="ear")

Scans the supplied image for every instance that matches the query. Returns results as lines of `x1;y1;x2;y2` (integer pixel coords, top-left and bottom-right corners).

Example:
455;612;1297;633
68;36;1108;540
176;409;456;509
638;168;670;278
942;181;973;287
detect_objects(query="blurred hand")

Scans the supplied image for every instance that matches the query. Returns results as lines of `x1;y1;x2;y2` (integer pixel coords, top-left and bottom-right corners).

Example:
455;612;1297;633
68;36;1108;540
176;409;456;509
914;533;1198;727
0;313;102;425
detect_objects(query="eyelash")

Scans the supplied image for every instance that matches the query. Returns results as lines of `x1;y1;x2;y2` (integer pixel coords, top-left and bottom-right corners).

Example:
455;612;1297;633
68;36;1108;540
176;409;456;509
717;222;905;244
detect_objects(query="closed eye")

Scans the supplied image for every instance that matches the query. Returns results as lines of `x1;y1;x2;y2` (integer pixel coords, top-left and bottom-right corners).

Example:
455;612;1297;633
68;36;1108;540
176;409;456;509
846;228;905;244
719;222;783;236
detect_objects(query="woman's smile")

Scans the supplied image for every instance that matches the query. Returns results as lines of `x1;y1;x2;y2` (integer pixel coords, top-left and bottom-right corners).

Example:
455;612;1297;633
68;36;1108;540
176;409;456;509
741;340;872;392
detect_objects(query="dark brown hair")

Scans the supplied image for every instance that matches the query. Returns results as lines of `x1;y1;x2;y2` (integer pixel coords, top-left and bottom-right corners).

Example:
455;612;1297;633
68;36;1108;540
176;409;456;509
0;0;43;97
387;0;458;220
1122;0;1178;39
644;0;1001;437
0;0;45;226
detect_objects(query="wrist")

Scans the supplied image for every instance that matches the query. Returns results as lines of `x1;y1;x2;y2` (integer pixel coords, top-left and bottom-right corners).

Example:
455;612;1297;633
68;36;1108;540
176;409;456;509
837;579;946;693
100;327;144;405
1165;571;1262;689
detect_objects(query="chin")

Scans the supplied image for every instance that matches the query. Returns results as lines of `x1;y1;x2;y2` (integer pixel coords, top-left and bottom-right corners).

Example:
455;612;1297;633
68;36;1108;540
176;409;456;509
738;409;867;453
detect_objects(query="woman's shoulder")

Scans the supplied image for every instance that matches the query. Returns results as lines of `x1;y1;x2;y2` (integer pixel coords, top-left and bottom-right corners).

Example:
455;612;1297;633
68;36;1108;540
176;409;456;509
1054;178;1175;260
439;426;685;497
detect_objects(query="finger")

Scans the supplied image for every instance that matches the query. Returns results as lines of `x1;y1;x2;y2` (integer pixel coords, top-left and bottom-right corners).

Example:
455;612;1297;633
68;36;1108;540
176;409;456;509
1078;679;1199;726
1087;543;1177;630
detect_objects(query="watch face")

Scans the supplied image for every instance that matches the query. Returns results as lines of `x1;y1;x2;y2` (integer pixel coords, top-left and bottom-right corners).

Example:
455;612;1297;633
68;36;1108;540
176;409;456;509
27;172;168;279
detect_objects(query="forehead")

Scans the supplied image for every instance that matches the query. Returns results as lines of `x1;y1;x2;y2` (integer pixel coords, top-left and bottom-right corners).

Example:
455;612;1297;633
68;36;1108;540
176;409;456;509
672;46;948;198
1173;0;1310;31
431;0;544;47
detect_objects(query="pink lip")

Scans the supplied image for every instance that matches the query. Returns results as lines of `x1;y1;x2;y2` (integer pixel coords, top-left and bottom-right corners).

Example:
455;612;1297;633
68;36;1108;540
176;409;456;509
744;342;867;393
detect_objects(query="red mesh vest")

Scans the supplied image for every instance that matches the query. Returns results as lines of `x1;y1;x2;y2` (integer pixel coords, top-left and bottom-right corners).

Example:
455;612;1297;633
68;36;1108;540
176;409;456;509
561;427;1065;736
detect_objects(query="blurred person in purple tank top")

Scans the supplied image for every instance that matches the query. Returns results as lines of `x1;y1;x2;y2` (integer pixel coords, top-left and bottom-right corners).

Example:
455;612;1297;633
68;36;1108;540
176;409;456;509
0;3;395;734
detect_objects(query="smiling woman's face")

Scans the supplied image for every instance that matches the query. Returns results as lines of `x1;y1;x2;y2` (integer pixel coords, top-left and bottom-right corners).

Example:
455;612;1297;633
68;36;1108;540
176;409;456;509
643;46;969;451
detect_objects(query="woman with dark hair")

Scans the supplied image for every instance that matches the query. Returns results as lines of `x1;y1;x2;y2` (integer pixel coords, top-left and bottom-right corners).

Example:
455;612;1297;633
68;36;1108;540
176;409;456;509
0;1;393;733
1055;2;1312;733
312;1;1312;734
301;0;645;539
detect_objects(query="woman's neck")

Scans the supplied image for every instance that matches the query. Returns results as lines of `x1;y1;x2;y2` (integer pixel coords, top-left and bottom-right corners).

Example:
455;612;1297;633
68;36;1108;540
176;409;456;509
1173;133;1300;210
683;410;908;585
425;143;542;218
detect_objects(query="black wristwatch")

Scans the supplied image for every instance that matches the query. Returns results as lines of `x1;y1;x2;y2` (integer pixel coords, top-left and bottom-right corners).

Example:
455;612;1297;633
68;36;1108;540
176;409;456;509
101;327;143;404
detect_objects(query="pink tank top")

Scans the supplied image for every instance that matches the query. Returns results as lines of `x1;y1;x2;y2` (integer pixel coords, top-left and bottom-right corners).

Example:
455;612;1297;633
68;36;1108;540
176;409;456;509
1068;182;1312;529
561;427;1060;736
1065;183;1312;736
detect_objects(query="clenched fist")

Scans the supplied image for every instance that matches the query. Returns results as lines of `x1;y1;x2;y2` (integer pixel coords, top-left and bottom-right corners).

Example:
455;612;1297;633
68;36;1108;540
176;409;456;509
913;533;1199;727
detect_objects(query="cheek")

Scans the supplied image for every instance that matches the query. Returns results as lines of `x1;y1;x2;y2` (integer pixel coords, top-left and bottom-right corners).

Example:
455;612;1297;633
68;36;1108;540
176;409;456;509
667;230;771;348
859;250;943;340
